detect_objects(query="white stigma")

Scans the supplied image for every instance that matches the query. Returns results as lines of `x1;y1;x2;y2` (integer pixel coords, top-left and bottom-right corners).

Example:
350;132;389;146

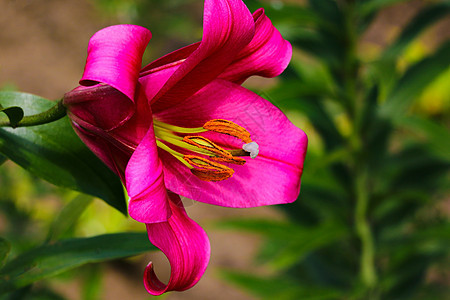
243;142;259;159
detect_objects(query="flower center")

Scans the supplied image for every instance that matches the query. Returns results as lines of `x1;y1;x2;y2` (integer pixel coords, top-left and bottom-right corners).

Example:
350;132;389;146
153;119;259;182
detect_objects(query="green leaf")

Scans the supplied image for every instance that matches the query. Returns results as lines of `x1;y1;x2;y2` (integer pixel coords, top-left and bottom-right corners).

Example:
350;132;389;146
268;86;344;151
395;116;450;161
382;3;450;60
2;286;66;300
380;41;450;117
291;30;341;68
0;153;7;165
358;85;379;135
217;219;348;270
46;194;94;242
0;92;127;215
387;145;449;192
0;238;11;268
0;106;24;127
243;0;321;27
0;232;154;292
308;0;343;27
220;270;343;300
81;265;103;300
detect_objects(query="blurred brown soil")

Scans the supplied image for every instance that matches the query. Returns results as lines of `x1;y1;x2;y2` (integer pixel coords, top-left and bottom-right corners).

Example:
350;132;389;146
362;0;450;49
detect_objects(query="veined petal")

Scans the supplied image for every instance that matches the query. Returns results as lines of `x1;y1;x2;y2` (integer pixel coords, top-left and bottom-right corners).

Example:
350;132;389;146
148;0;255;113
80;25;151;101
144;193;210;296
219;8;292;84
138;43;199;101
154;79;308;208
140;43;200;75
126;114;171;223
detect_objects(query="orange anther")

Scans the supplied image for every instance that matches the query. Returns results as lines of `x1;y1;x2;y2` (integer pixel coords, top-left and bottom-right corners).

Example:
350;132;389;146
210;156;246;165
203;119;252;143
183;136;231;158
184;155;234;181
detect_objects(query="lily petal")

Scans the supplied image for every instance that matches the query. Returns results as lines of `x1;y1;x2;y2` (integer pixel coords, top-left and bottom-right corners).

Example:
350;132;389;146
69;122;129;180
220;8;292;84
64;84;135;131
148;0;255;113
144;193;210;296
141;43;200;75
154;79;308;207
80;25;151;101
126;111;171;223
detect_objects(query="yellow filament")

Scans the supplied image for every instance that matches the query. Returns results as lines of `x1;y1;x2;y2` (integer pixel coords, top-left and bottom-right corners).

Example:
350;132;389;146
153;119;207;134
155;140;193;169
154;127;213;156
183;136;232;158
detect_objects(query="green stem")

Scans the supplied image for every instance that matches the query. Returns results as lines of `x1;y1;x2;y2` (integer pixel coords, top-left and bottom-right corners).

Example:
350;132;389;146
341;0;378;293
342;2;358;120
0;100;66;128
355;170;377;289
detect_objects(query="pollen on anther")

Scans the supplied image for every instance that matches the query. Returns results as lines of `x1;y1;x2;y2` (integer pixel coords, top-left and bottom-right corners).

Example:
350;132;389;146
184;155;234;181
203;119;252;143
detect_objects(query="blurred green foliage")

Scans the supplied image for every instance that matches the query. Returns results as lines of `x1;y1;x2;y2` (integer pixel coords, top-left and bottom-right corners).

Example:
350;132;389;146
0;93;127;214
0;160;151;298
93;0;203;60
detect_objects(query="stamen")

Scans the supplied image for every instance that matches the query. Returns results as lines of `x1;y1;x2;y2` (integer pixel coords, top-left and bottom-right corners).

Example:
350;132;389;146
203;119;252;143
153;118;259;182
210;156;246;165
156;140;193;169
183;136;230;158
154;127;212;156
184;155;234;181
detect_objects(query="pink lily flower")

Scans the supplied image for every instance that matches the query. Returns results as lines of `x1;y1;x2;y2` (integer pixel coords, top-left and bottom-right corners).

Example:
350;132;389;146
63;0;307;295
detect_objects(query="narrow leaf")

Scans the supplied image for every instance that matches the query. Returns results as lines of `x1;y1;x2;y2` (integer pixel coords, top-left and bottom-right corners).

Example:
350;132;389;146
0;153;7;165
46;194;94;242
243;0;320;27
81;265;103;300
382;3;450;60
358;85;379;135
0;232;154;292
308;0;343;27
0;92;127;215
380;41;450;116
395;116;450;160
0;238;11;267
221;270;343;300
217;219;348;269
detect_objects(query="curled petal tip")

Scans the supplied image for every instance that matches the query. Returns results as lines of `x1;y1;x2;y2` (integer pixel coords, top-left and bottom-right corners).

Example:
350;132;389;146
81;25;152;101
143;262;167;296
143;194;210;295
